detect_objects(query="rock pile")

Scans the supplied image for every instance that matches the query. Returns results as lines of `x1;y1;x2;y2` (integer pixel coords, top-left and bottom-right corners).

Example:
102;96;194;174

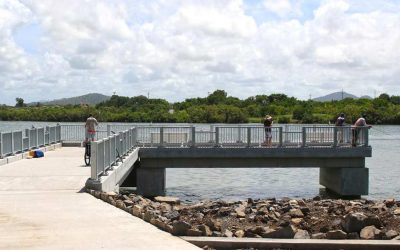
87;190;400;240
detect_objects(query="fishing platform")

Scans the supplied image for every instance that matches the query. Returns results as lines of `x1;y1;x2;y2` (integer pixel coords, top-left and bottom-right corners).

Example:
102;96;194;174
0;124;371;197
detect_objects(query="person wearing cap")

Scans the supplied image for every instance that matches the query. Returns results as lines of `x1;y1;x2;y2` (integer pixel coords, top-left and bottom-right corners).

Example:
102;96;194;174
352;114;371;147
335;113;346;143
263;115;273;146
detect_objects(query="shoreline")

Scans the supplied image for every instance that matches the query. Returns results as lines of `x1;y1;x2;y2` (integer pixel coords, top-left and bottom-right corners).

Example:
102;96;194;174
87;189;400;243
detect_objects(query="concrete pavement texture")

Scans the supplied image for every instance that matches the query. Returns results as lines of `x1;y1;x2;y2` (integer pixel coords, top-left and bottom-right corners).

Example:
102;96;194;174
0;147;199;250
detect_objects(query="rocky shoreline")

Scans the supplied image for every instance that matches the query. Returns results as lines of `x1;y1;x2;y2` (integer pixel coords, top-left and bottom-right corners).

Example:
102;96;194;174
87;189;400;241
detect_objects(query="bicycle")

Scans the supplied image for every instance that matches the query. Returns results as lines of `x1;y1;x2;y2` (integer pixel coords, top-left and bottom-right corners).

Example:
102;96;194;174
84;140;91;166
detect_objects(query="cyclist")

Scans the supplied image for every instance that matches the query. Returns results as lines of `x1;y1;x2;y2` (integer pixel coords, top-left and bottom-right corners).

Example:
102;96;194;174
85;114;98;142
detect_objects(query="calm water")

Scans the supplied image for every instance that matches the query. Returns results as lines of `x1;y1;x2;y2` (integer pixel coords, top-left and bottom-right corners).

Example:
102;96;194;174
1;121;399;201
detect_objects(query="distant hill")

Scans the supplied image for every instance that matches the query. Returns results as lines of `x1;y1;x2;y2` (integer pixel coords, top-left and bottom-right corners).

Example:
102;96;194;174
313;92;359;102
29;93;111;106
359;95;373;100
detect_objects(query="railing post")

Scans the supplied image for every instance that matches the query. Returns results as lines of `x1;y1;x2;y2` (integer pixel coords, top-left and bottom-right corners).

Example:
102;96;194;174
333;127;338;147
35;128;38;148
159;127;164;147
127;130;131;152
191;126;196;147
103;140;107;175
91;141;98;180
278;127;283;147
302;127;307;147
11;131;15;155
109;136;114;170
364;127;369;147
133;127;137;147
0;133;3;157
215;127;220;147
57;124;61;142
45;126;49;145
247;127;251;147
107;125;111;136
237;126;242;143
25;129;29;148
20;131;23;152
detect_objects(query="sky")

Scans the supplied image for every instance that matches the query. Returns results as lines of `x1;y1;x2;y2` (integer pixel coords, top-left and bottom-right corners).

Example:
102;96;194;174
1;0;400;105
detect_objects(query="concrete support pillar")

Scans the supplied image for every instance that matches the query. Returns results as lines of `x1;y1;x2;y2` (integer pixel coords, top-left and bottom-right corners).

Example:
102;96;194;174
136;168;166;197
121;161;139;188
319;167;369;196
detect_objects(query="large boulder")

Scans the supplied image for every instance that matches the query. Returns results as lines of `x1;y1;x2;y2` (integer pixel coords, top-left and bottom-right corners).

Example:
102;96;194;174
235;205;246;218
311;233;326;239
187;229;203;236
164;210;180;220
144;210;156;222
289;209;304;218
198;224;213;236
294;229;310;239
326;230;347;239
342;212;367;233
384;198;396;208
365;215;382;228
262;225;296;239
172;221;191;236
154;196;180;205
360;226;384;240
218;207;231;216
235;230;245;238
132;205;143;217
223;229;233;237
385;230;399;239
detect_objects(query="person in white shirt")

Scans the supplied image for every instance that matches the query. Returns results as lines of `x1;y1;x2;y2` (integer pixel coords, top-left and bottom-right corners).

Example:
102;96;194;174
85;114;99;142
352;114;371;147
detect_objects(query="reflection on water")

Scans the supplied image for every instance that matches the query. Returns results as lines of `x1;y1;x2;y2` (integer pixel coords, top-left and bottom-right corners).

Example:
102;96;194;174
1;121;399;201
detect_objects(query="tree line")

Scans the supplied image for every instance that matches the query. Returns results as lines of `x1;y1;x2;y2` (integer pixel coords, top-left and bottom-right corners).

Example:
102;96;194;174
2;90;400;124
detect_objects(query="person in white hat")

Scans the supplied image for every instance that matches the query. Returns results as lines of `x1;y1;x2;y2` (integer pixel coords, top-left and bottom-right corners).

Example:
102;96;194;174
263;115;273;146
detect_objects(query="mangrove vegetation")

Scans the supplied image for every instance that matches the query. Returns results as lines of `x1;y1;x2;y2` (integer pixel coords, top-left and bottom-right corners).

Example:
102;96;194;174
1;90;400;124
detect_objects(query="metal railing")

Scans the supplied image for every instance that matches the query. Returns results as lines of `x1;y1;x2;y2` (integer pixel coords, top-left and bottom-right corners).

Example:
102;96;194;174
130;125;370;148
0;125;61;158
61;124;108;142
90;128;137;179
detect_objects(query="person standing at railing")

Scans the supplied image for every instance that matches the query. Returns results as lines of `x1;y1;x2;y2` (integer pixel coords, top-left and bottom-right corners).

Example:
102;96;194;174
352;114;371;147
85;114;99;142
335;113;346;143
263;115;273;147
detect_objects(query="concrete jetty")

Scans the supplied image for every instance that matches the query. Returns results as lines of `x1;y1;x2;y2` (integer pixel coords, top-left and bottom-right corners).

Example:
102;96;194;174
0;147;199;249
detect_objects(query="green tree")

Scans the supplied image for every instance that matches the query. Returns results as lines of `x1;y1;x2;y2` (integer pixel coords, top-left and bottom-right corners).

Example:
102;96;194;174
15;97;25;107
207;90;227;105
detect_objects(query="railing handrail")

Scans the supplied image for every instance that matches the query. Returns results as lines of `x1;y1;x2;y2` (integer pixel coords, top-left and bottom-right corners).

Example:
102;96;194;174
0;124;61;158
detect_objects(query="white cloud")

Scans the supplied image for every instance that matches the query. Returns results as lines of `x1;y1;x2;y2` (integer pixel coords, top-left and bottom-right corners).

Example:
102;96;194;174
0;0;400;105
263;0;293;17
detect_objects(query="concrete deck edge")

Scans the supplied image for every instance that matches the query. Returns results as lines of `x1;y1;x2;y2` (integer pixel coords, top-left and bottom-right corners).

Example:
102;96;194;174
0;143;62;166
181;237;400;250
140;146;372;158
62;141;83;147
85;148;139;192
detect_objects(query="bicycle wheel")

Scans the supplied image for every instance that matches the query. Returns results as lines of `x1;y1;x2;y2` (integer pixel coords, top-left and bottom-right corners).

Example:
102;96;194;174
84;143;91;166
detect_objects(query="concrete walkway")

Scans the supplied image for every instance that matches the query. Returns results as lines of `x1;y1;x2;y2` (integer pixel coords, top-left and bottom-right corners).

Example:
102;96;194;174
0;147;199;250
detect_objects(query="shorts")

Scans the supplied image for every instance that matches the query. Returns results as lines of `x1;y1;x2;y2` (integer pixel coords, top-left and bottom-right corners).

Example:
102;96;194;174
265;127;272;138
86;130;96;141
